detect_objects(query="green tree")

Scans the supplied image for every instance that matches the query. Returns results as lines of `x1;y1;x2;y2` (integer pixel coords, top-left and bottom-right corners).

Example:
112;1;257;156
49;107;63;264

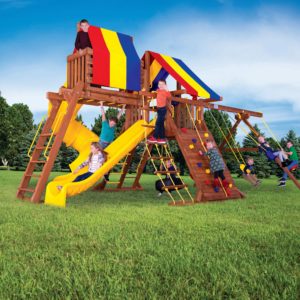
0;96;10;163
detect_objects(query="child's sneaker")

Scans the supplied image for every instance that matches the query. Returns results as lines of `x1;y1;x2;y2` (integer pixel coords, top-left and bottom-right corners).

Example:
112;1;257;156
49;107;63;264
147;136;157;144
157;139;167;144
278;181;286;187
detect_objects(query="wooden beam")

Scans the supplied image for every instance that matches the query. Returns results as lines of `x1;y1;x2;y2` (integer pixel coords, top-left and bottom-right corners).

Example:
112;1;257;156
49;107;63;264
222;147;259;153
242;116;260;137
139;91;263;118
219;118;242;151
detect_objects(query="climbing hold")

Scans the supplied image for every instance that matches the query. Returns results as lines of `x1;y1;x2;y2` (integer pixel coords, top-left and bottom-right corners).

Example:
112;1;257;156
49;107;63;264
205;169;210;174
204;133;209;138
204;180;211;185
181;127;188;133
229;183;233;188
192;138;197;143
198;151;203;156
189;144;195;150
197;162;202;168
214;186;219;193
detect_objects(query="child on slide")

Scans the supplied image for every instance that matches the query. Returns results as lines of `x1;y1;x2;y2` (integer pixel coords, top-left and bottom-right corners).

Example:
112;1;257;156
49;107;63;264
257;136;288;166
57;142;107;190
243;157;261;187
199;140;231;196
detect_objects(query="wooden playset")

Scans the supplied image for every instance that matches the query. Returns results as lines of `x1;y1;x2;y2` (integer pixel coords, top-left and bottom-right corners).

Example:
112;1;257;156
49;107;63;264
16;25;300;207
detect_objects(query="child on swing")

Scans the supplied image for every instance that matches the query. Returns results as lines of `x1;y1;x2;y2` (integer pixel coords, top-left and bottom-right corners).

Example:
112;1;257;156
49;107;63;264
257;136;288;166
57;142;107;191
243;157;261;187
199;140;231;196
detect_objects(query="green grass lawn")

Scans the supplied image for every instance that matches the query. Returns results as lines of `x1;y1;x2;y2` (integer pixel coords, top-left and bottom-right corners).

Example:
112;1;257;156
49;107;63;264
0;171;299;299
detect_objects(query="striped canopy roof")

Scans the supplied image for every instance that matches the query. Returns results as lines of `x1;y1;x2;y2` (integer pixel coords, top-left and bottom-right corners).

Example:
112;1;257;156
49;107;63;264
88;26;140;91
146;51;221;100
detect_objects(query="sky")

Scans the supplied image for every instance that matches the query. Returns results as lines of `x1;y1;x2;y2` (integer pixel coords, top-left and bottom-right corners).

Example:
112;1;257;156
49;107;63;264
0;0;300;141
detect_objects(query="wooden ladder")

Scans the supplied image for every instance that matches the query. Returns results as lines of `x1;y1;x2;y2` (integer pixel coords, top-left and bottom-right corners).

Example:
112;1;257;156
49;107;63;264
16;83;83;203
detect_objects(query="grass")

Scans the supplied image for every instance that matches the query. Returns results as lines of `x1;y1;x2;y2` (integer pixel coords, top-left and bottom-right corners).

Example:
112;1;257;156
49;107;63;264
0;171;299;299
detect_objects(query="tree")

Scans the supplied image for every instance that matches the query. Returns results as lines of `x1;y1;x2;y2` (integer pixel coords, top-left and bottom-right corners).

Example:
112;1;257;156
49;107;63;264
6;103;34;166
0;96;10;162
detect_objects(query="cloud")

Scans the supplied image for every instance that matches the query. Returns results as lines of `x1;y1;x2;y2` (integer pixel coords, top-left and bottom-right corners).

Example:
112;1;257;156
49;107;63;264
136;6;300;113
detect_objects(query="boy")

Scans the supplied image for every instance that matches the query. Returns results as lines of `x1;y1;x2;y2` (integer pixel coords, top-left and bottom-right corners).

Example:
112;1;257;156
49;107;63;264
257;136;288;166
99;101;125;180
199;140;231;196
278;141;299;187
243;157;261;187
75;19;92;54
147;79;171;144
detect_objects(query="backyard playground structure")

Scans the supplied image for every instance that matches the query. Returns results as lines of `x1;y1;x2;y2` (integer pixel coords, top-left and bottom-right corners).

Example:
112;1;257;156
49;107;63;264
16;25;300;207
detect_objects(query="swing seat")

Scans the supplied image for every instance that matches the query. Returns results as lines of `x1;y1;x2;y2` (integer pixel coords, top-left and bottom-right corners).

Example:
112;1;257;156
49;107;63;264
239;164;246;172
290;164;298;172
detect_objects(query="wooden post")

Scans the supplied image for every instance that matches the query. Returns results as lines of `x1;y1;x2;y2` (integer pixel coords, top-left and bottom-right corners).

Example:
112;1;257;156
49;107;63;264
132;144;153;188
219;118;242;151
31;82;84;203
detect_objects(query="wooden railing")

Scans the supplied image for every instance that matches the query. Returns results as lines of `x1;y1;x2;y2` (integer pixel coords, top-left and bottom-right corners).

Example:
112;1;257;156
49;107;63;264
67;48;93;89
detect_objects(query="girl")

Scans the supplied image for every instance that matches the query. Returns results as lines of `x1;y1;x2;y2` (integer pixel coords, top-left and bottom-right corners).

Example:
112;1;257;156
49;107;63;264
57;142;107;190
199;140;231;196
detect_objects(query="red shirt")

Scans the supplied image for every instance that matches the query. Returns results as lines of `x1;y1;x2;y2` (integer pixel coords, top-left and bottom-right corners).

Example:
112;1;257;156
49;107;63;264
156;89;171;108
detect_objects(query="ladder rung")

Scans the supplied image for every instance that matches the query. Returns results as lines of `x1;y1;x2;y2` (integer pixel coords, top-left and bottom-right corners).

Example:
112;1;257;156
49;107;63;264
25;174;41;178
151;156;174;160
154;170;178;175
35;146;52;150
18;188;35;193
106;181;120;184
40;133;52;137
125;176;136;179
31;160;47;164
162;184;187;190
110;172;123;175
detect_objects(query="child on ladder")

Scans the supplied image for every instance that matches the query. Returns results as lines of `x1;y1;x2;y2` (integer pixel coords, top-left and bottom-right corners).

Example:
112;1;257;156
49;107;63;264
147;79;171;145
243;157;261;187
57;142;107;190
199;140;231;196
155;160;183;197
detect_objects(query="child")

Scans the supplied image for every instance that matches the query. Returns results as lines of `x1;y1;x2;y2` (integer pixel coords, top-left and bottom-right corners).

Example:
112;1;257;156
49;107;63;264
278;140;299;187
199;140;231;196
155;160;183;197
147;79;171;144
57;142;107;190
243;157;261;187
99;101;125;180
257;136;288;165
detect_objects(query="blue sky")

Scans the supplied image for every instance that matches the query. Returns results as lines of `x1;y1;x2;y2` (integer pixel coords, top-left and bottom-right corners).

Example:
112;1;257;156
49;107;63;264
1;0;300;140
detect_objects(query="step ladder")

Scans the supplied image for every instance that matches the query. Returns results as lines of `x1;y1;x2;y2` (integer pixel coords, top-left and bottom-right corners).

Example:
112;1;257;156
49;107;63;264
136;141;194;206
16;83;83;203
